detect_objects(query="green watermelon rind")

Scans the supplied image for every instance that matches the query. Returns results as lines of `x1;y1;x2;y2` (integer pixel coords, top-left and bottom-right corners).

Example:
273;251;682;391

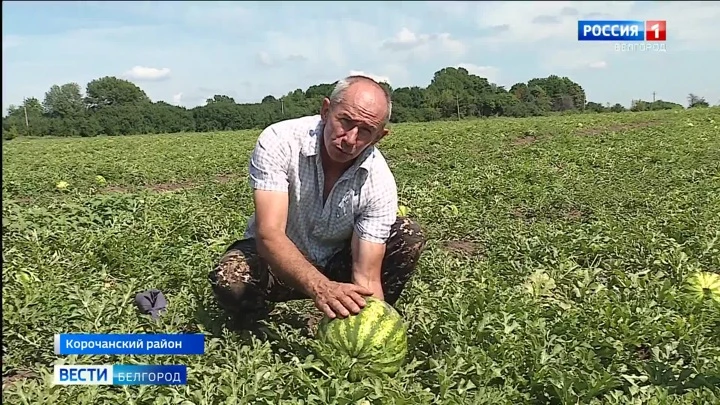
315;297;408;379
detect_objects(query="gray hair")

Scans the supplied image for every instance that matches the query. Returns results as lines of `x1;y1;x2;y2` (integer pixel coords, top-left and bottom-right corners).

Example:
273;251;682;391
329;75;392;125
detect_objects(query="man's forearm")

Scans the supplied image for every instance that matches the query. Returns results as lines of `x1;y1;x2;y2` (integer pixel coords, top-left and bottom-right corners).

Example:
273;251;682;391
256;233;327;297
351;233;386;300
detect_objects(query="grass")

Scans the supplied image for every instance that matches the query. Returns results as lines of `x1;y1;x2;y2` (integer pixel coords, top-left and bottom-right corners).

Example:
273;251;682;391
2;108;720;404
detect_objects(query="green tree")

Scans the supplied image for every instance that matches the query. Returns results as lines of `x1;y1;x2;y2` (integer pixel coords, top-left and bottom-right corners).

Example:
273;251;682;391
85;76;151;110
3;66;713;139
687;93;709;108
43;83;84;118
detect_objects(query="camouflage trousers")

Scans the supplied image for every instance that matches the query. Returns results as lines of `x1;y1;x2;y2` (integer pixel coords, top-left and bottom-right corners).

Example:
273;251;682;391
208;217;427;321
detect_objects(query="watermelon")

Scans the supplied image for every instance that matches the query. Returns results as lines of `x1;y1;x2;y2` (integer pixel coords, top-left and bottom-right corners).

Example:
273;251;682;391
314;297;408;380
686;271;720;303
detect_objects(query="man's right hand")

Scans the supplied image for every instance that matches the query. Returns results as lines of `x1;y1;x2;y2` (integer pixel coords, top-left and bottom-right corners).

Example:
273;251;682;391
312;280;373;319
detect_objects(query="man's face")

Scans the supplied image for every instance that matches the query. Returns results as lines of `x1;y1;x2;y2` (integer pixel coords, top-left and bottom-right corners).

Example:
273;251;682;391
320;84;389;164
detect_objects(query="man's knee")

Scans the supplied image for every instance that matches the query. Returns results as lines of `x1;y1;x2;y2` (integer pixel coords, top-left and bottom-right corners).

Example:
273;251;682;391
393;216;427;252
208;245;263;312
385;217;427;273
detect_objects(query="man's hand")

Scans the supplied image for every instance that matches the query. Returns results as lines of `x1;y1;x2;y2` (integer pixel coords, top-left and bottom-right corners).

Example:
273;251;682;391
312;279;372;319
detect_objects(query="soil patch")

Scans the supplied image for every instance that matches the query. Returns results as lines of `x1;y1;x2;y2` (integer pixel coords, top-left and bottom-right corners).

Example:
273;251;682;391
2;369;36;389
109;174;238;194
6;197;34;205
304;312;324;336
635;344;651;361
146;181;197;193
443;240;483;256
104;185;135;194
214;174;237;184
565;209;584;220
512;207;537;222
512;135;537;146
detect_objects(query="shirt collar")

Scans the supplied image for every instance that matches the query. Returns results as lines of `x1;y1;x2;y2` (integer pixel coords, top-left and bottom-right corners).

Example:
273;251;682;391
302;117;375;174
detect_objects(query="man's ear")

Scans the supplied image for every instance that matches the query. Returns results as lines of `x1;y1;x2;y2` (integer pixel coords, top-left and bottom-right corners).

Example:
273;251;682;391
320;98;331;119
372;128;389;145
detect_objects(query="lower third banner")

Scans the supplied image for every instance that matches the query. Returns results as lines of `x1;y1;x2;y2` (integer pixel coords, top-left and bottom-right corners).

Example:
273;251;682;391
53;364;187;385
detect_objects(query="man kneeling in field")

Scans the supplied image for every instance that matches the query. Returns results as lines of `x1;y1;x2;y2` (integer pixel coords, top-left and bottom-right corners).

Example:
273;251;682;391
208;75;427;326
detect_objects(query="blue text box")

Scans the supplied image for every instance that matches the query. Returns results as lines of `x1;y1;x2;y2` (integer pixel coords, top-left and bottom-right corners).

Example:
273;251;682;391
54;333;205;355
578;20;645;41
113;364;187;385
53;364;187;385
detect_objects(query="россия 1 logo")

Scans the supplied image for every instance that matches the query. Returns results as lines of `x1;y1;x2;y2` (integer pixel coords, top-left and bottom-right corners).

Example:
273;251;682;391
577;20;666;52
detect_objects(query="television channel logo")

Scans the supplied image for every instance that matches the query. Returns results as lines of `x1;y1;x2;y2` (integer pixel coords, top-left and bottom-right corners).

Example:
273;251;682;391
53;365;187;385
577;20;666;41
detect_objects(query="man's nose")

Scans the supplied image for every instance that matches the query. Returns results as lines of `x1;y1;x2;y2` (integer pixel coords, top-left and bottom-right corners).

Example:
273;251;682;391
343;127;358;147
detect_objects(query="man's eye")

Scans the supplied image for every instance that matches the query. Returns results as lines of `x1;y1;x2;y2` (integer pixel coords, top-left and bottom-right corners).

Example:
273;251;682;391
343;118;360;129
339;118;372;136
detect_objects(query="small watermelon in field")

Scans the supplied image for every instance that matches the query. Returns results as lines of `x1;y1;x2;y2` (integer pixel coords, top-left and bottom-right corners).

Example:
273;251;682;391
314;297;408;380
686;271;720;303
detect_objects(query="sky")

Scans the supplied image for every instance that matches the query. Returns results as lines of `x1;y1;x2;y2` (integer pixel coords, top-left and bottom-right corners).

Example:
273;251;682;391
3;1;719;114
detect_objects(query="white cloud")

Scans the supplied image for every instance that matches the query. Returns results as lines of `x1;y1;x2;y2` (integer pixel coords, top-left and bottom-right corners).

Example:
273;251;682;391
257;19;383;74
257;52;273;67
381;64;411;86
456;63;501;83
253;18;390;97
2;35;22;51
285;54;306;63
255;51;307;68
542;47;611;70
172;92;183;106
383;27;421;49
123;66;171;81
241;21;463;90
348;70;392;85
263;30;344;69
382;28;466;60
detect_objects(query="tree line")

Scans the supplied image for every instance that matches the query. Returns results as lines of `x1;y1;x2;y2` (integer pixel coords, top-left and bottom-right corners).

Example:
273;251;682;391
2;66;713;140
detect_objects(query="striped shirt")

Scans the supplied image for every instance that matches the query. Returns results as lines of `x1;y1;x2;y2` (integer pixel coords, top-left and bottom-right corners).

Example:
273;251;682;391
244;115;398;267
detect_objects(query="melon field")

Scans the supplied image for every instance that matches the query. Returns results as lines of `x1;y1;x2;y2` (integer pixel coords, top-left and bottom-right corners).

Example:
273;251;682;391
2;108;720;404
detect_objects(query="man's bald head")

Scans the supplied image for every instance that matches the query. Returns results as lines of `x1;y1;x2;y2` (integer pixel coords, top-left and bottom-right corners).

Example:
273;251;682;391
328;76;392;125
319;75;393;165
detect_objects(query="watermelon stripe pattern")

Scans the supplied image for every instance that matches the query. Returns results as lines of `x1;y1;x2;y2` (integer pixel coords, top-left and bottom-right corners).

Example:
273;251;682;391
315;297;408;379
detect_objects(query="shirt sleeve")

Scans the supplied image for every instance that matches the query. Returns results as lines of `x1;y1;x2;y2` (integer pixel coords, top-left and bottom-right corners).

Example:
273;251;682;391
354;174;398;244
248;126;290;192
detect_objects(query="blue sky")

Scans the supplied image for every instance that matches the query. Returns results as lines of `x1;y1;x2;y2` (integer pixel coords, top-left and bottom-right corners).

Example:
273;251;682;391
3;1;719;114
